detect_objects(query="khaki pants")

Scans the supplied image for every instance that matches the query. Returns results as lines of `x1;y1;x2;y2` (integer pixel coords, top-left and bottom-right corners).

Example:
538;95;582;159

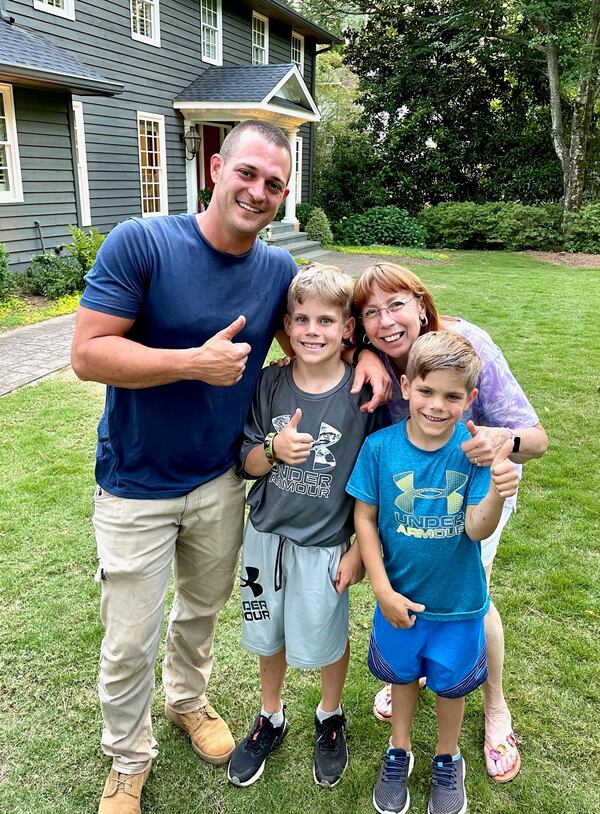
93;467;245;774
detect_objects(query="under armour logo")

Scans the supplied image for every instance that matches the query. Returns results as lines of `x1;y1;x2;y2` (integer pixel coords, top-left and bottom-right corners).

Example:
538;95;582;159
311;422;341;471
393;470;468;514
240;566;263;598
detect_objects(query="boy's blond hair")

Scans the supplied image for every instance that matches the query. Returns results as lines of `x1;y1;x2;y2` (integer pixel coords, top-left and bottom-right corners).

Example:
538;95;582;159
287;263;354;319
406;331;482;392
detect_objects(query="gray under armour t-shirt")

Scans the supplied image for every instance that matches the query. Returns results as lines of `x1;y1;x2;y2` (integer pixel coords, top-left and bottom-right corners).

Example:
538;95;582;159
240;362;384;547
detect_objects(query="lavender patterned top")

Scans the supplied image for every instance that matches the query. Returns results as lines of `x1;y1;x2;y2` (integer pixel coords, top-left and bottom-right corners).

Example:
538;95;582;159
381;317;540;510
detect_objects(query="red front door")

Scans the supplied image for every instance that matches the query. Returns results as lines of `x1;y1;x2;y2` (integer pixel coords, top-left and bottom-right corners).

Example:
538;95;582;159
202;125;222;192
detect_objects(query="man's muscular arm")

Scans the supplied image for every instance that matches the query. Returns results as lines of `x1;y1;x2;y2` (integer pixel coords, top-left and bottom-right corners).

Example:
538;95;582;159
71;306;251;388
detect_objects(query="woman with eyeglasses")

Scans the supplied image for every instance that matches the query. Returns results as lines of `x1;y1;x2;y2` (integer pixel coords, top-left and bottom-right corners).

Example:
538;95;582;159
353;262;547;783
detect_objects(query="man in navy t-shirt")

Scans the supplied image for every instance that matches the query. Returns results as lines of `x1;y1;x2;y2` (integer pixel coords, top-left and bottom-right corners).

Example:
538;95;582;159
72;120;389;814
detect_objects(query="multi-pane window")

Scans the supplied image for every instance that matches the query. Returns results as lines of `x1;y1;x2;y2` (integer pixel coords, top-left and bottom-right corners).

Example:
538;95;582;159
201;0;222;65
137;114;168;216
33;0;75;20
252;12;269;65
131;0;160;47
0;84;23;204
291;32;304;75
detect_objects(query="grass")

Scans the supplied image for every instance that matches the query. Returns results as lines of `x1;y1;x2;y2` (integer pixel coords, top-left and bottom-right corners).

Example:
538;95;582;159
0;292;80;332
1;250;599;814
326;244;448;261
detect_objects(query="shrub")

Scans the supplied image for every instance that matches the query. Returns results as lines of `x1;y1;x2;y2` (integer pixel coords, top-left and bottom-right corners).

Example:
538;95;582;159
564;203;600;253
419;202;562;250
314;129;389;224
198;187;212;210
296;203;316;231
305;208;333;244
65;225;105;273
0;243;15;302
25;252;84;299
334;206;427;247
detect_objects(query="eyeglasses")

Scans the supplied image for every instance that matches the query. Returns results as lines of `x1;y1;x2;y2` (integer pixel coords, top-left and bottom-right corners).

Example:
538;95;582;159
361;295;419;323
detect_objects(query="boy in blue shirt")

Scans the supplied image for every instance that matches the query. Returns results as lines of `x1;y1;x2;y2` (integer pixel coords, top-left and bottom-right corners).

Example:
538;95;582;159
346;331;518;814
228;265;383;790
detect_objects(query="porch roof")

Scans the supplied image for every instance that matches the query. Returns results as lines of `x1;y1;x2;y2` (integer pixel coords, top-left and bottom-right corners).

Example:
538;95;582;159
0;19;123;96
173;64;320;129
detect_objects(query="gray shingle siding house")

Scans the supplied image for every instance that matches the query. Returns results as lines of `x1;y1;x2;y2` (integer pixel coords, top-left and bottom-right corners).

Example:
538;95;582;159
0;0;336;269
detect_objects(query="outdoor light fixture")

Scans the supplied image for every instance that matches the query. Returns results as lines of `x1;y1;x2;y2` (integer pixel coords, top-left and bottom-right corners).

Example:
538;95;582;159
183;127;201;159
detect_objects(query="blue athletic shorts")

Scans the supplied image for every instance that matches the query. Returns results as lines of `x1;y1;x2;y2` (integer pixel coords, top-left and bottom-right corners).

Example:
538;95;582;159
368;605;487;698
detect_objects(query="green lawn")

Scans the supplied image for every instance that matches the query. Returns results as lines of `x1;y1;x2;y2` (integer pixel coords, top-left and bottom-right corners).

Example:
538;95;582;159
0;251;598;814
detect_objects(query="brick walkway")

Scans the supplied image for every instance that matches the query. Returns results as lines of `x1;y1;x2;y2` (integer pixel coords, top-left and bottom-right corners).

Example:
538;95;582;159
0;313;76;397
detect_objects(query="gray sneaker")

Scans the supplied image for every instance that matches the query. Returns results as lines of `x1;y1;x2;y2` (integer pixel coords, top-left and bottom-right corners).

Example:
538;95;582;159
428;754;467;814
373;747;414;814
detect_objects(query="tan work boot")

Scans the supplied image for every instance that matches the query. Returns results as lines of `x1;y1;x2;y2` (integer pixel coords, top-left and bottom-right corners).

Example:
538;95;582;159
165;702;234;765
98;765;151;814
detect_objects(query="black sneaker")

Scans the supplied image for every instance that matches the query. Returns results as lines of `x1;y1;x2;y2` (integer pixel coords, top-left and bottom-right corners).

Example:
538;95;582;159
227;711;288;787
428;754;466;814
372;747;414;814
313;710;348;787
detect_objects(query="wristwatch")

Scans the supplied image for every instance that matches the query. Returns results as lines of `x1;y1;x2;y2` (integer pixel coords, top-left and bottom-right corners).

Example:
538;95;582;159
264;432;281;465
511;433;521;454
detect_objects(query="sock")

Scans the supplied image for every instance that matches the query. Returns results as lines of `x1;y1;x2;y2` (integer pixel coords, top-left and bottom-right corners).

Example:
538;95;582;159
316;703;342;723
261;705;284;728
389;738;411;755
452;751;462;762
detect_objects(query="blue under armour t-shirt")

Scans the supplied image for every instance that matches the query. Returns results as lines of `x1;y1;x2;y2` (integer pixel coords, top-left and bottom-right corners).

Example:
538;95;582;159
346;420;490;620
80;214;296;498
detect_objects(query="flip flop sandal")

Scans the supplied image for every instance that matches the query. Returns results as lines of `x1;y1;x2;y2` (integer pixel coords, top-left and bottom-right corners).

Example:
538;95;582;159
372;684;392;721
484;731;521;783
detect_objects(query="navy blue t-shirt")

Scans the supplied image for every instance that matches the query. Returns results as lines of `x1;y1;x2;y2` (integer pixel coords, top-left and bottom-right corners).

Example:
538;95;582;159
80;214;296;498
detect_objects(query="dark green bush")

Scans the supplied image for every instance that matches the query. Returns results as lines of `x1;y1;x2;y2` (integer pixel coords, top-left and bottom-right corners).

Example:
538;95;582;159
305;207;333;244
25;253;84;299
65;225;105;273
564;203;600;253
334;206;427;247
0;243;15;302
296;203;316;231
419;202;562;250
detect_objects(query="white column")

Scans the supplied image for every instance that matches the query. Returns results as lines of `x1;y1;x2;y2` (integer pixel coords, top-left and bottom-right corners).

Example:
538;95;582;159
282;128;299;229
185;119;199;214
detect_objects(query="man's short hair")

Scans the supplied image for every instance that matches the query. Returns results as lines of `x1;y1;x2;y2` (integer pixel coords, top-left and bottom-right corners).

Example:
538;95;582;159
220;120;292;180
406;331;482;392
288;263;354;319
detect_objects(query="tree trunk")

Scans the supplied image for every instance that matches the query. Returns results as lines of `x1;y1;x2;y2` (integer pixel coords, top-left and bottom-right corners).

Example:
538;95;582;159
563;0;600;218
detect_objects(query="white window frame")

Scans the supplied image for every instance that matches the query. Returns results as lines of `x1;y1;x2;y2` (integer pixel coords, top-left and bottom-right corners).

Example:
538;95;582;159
252;11;269;66
295;136;303;204
201;0;222;66
33;0;75;20
137;112;168;217
0;84;23;204
131;0;161;47
72;101;91;226
291;31;304;75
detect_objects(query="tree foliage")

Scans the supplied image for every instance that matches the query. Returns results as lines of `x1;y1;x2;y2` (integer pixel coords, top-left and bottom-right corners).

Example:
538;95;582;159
343;0;600;214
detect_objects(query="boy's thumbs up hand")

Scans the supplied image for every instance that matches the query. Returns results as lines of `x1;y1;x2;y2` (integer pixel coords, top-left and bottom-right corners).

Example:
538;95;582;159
273;408;314;465
490;438;519;498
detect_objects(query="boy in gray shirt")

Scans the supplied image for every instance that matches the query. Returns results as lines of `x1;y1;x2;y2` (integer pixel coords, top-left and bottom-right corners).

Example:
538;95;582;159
227;265;383;790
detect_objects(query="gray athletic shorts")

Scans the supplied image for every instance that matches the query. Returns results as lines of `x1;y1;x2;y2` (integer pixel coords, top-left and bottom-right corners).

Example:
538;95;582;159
240;520;349;669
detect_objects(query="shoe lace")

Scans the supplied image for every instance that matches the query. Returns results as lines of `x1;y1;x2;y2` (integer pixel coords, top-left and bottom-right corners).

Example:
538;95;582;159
110;774;134;794
245;716;276;755
316;716;344;753
382;752;409;782
431;760;457;790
